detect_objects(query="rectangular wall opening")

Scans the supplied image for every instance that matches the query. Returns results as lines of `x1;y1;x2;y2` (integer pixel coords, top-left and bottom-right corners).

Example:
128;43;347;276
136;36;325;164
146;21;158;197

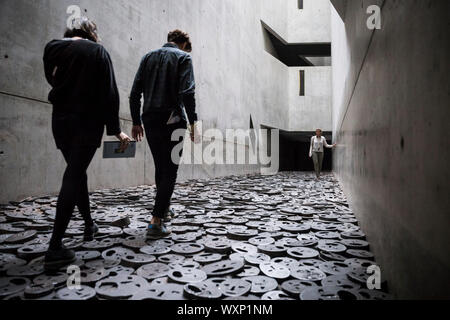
299;70;305;96
279;131;333;172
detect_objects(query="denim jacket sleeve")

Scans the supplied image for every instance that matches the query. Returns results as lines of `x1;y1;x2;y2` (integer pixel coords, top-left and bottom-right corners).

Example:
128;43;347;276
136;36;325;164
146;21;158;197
179;55;198;125
129;55;147;126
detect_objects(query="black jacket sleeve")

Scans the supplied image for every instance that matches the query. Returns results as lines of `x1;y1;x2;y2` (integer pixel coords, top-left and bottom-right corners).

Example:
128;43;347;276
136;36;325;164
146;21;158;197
179;55;198;125
43;43;55;87
98;47;121;136
129;56;147;126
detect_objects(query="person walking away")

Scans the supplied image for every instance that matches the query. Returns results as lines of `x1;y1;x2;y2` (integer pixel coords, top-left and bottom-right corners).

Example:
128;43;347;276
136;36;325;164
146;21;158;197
129;29;198;240
43;17;131;272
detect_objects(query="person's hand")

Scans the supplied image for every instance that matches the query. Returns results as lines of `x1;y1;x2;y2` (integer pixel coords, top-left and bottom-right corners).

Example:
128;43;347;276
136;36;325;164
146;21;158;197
309;153;312;158
115;132;131;152
132;125;144;142
333;143;337;148
189;123;200;144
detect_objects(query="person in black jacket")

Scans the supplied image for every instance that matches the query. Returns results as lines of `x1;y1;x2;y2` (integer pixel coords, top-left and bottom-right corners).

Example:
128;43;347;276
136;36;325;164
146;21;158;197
43;17;131;272
130;29;198;240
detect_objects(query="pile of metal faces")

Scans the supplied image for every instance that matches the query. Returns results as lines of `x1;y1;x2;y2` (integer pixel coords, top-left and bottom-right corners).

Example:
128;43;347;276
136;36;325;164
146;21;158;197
0;172;391;300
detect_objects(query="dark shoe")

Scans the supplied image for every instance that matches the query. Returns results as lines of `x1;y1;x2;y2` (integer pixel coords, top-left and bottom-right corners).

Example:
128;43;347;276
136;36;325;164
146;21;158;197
84;223;99;242
163;208;176;222
44;246;76;273
146;223;171;240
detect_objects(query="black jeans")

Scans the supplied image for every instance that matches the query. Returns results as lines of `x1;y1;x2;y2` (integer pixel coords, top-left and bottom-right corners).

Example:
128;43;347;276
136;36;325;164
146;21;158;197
49;147;97;250
144;112;186;218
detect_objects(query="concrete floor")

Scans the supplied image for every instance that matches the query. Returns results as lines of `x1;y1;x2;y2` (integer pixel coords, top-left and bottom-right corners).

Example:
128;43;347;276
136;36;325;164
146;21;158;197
0;173;390;300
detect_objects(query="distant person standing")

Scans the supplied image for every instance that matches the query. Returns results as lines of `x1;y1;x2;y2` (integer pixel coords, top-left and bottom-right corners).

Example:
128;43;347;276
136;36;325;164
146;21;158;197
309;129;336;179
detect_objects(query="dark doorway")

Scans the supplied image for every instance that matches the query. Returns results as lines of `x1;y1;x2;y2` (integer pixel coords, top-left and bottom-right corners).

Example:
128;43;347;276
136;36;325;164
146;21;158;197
279;131;333;172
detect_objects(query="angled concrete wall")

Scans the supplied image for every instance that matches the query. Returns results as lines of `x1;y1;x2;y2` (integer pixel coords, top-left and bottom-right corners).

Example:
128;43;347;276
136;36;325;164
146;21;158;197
0;0;289;202
331;0;450;299
0;0;333;202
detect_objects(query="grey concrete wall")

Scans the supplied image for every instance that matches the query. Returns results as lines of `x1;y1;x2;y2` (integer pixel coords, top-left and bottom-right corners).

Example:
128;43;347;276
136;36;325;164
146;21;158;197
288;67;332;132
0;0;294;202
287;0;331;43
0;0;333;203
331;0;450;299
285;0;333;133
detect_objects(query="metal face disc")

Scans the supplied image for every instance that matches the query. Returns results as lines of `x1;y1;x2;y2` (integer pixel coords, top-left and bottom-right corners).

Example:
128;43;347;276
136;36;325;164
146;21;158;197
319;261;353;275
121;253;156;268
56;286;96;301
136;263;171;280
290;266;327;282
133;284;186;300
321;274;361;290
216;279;252;297
0;277;31;298
202;260;245;277
287;247;320;259
281;279;318;296
168;267;207;284
193;252;223;264
184;281;222;300
171;243;205;256
95;275;148;299
236;265;261;278
140;245;172;256
262;291;295;300
242;276;278;294
259;262;291;279
301;286;363;301
244;253;271;265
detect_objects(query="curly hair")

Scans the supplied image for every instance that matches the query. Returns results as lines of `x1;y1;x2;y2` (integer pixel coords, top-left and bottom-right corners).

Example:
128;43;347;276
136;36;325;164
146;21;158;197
64;17;99;43
168;29;191;48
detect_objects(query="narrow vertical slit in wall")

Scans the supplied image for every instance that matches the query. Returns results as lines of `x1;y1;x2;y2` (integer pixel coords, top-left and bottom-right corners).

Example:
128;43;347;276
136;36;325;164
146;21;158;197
298;0;304;10
299;70;305;96
250;115;256;153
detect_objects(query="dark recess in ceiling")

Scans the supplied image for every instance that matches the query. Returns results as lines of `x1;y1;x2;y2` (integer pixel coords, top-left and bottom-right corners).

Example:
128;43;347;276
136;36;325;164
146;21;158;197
262;22;331;67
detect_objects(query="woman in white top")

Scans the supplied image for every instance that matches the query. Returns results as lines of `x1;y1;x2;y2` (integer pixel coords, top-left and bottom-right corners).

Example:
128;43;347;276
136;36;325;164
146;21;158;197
309;129;336;179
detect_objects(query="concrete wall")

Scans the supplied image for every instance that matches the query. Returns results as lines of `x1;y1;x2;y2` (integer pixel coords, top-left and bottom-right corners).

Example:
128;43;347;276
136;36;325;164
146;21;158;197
288;67;332;132
331;0;450;299
288;0;331;43
0;0;333;202
286;0;332;133
0;0;294;202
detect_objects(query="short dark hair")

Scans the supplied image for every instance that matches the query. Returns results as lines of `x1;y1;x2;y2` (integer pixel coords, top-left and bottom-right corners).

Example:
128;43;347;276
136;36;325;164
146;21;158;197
64;17;99;43
168;29;191;46
185;41;192;53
